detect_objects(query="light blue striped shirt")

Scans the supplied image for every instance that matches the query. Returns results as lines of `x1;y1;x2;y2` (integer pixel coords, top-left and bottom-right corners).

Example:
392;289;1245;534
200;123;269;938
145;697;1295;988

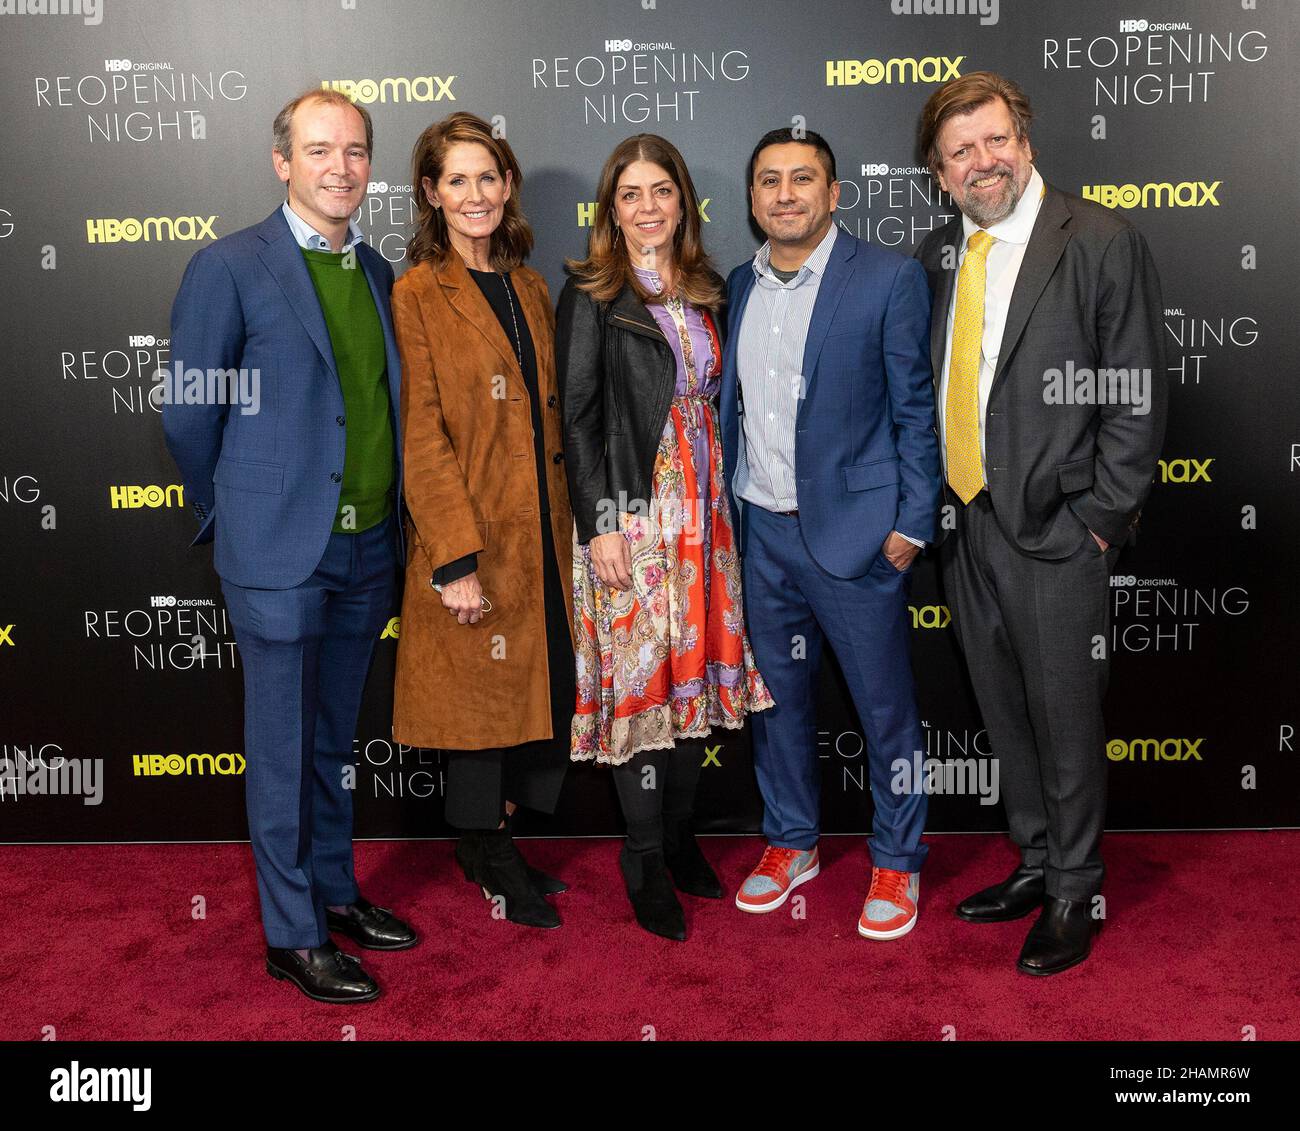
734;220;839;513
281;200;365;252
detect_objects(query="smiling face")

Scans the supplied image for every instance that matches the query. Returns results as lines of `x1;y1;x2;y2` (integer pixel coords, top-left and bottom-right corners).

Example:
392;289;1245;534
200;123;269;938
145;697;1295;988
423;140;512;251
932;96;1033;228
749;141;840;250
613;159;682;262
273;96;370;242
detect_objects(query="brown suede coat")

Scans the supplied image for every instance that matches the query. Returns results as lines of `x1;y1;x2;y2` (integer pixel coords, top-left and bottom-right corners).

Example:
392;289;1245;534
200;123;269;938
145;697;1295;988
391;253;574;750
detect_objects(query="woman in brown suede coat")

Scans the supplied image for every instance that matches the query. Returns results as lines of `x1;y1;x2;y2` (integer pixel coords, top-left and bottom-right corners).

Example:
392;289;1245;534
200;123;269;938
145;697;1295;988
391;112;575;929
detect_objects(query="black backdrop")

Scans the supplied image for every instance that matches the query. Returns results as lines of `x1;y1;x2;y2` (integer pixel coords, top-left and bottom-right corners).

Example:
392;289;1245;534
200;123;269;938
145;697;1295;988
2;0;1297;844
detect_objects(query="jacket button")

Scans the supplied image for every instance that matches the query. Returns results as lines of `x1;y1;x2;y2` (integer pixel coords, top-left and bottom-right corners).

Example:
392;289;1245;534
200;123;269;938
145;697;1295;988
330;472;342;482
336;415;345;426
552;452;564;464
547;395;557;408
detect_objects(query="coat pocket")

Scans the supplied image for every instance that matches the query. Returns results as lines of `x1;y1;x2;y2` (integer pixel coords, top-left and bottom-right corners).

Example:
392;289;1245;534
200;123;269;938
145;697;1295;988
1056;456;1095;495
213;457;283;494
843;457;900;492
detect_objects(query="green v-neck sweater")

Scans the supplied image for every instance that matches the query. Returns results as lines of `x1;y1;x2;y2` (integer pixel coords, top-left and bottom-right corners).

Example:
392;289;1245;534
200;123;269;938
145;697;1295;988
302;248;394;533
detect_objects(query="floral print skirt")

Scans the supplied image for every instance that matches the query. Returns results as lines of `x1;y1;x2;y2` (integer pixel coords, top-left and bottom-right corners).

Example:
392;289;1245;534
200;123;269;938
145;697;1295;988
571;394;773;765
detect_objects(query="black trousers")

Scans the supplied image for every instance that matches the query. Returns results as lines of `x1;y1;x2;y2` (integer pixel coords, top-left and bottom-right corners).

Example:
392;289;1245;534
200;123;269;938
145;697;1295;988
444;515;574;831
610;742;706;853
941;490;1116;901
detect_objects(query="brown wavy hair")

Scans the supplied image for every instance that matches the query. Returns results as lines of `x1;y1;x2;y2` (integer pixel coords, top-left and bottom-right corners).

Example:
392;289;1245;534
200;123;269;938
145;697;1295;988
919;70;1037;177
566;133;722;309
407;111;534;270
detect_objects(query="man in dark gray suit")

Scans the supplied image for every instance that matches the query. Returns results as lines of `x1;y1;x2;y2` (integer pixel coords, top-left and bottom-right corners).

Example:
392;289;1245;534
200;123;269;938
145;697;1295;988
914;72;1166;974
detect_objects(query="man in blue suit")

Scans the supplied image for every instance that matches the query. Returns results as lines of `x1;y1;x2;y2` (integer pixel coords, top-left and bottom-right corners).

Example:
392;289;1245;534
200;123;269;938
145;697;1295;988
164;88;416;1003
724;129;940;939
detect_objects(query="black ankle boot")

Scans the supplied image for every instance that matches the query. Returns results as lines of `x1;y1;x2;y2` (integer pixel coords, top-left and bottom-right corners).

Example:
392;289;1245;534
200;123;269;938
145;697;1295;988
454;829;485;883
620;844;686;941
467;828;560;929
504;813;568;895
457;826;567;897
662;815;723;898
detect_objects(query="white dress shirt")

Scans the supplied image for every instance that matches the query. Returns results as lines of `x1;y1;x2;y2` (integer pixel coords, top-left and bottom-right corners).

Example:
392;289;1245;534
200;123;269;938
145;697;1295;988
938;164;1044;477
281;200;365;252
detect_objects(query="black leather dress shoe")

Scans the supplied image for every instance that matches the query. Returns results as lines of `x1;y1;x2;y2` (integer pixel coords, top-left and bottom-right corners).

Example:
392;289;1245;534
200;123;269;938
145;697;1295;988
326;896;418;950
956;864;1045;922
266;941;380;1003
1017;896;1097;976
663;816;724;899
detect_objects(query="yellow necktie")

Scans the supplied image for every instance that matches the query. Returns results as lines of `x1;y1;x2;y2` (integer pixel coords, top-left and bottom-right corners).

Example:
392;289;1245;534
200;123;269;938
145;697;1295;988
945;229;995;504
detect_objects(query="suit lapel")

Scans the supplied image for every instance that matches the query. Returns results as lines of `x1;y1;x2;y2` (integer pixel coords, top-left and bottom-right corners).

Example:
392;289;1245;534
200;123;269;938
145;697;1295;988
799;226;854;413
513;270;555;397
929;216;962;385
724;267;757;392
257;209;338;379
991;186;1071;388
440;252;526;389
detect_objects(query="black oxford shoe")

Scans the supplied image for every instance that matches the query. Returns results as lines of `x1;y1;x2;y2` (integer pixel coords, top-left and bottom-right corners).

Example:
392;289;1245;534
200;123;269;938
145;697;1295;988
956;864;1046;922
266;941;380;1004
326;896;418;950
1017;896;1097;976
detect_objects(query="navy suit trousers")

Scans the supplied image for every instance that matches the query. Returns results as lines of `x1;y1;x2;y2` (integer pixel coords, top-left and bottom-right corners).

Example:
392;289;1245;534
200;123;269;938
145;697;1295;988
741;504;928;871
221;515;398;949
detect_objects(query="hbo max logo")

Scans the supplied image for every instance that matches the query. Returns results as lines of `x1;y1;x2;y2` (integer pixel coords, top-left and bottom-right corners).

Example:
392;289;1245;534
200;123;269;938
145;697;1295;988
109;484;184;509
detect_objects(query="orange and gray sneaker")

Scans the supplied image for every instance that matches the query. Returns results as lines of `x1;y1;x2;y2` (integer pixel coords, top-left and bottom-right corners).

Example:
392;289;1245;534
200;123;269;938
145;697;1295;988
734;844;820;913
857;867;920;939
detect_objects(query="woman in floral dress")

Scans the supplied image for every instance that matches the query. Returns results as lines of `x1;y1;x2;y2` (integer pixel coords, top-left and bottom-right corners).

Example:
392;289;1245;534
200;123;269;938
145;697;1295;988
556;134;772;940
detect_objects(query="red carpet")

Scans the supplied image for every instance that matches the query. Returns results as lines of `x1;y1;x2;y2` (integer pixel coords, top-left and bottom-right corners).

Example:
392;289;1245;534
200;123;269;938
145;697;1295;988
2;832;1295;1041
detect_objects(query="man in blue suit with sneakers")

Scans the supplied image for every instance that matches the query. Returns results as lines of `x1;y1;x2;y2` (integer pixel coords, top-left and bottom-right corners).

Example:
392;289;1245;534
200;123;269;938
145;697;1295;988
164;88;416;1003
723;128;940;939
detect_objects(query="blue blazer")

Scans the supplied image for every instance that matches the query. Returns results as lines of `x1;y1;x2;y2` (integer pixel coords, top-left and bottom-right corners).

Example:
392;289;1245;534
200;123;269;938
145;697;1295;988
164;207;402;589
720;225;940;579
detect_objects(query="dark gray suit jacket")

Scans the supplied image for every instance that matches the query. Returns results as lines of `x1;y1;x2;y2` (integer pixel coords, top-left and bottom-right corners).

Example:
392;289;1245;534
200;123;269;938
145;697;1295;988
915;182;1166;557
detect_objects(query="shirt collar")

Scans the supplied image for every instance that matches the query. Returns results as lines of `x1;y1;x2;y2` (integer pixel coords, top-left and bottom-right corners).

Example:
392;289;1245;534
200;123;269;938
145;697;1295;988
960;165;1044;249
752;218;839;284
281;200;365;252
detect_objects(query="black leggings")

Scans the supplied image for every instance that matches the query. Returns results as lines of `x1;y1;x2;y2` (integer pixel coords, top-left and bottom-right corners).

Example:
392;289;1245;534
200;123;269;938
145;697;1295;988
610;741;704;852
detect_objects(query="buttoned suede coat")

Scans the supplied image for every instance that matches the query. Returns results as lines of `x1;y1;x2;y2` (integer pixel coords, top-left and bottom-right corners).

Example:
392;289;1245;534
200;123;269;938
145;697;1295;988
391;252;575;750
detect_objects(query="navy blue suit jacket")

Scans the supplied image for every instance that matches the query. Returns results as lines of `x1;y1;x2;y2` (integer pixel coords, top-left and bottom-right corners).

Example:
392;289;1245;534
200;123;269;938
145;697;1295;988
164;207;402;589
720;225;940;579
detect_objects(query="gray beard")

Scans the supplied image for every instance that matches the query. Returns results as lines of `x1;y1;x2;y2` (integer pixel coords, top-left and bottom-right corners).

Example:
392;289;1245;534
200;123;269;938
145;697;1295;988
961;176;1021;227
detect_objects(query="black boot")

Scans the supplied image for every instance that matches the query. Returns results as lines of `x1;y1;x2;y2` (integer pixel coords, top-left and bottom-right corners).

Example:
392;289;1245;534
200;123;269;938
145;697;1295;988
1017;896;1098;975
956;863;1045;922
662;814;723;898
620;844;686;941
505;812;568;895
457;826;567;897
461;828;560;929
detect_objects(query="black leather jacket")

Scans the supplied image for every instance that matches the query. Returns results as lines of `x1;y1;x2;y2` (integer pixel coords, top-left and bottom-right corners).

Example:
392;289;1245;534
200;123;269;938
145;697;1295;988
555;275;723;544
